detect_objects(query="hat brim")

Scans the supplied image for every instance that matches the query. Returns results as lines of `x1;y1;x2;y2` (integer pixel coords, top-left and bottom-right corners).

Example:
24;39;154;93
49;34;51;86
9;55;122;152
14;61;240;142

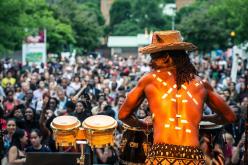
139;42;197;54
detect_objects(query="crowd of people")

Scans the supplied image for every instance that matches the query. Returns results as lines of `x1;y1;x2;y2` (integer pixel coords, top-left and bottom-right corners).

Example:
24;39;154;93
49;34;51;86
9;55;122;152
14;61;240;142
0;51;247;164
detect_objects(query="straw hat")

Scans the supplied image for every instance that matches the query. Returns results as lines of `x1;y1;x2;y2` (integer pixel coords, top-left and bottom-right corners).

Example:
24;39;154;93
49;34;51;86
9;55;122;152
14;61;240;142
139;30;197;54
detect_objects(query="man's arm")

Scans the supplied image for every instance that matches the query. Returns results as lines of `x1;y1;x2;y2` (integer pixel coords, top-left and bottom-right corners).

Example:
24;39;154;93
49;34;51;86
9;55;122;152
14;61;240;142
204;82;236;124
118;76;148;128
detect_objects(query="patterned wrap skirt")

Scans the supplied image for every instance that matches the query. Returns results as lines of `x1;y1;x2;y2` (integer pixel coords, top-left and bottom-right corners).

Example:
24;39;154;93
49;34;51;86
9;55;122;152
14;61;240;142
145;143;206;165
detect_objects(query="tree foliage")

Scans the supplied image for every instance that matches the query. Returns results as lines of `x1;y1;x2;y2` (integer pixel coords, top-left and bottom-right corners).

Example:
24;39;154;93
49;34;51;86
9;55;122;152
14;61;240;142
109;0;171;36
0;0;105;55
50;0;104;52
176;0;248;52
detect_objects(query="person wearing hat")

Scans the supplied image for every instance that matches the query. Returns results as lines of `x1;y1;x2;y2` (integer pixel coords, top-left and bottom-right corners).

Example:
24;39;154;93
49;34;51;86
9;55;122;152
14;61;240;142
118;31;236;164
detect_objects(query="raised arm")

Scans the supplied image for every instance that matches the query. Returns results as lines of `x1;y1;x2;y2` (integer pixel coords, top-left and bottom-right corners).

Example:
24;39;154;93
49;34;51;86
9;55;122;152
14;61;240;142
118;75;148;128
203;82;236;124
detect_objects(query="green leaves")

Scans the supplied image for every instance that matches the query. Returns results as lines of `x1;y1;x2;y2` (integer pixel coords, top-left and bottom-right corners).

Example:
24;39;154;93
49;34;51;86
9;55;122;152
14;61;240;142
0;0;105;54
109;0;171;36
176;0;248;52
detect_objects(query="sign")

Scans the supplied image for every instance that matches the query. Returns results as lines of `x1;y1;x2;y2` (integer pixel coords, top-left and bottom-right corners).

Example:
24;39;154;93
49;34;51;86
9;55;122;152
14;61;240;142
22;43;46;66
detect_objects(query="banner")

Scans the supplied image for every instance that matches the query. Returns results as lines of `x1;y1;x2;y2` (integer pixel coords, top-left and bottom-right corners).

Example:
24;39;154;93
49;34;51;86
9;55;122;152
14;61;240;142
22;28;46;66
22;43;46;66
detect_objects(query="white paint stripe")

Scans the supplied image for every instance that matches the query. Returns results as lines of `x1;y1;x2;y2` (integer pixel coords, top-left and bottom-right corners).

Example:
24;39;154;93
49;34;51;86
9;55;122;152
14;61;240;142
176;114;181;118
181;84;187;90
171;98;176;102
157;77;162;82
193;98;198;105
175;126;182;130
187;91;192;98
176;94;181;98
167;88;173;94
181;119;188;123
162;93;168;99
182;99;188;103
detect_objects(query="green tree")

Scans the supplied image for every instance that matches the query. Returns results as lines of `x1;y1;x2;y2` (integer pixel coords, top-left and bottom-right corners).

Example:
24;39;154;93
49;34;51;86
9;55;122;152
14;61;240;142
0;0;76;54
112;20;141;36
109;0;132;31
72;4;103;51
51;0;104;52
0;0;27;54
109;0;170;36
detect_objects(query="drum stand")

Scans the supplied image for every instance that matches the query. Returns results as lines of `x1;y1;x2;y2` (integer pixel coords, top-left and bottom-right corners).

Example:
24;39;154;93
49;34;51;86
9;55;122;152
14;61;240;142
76;141;87;165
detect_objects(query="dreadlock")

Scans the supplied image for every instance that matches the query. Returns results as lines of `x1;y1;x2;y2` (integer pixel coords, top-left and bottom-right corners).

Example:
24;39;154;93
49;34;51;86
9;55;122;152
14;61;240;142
150;50;198;89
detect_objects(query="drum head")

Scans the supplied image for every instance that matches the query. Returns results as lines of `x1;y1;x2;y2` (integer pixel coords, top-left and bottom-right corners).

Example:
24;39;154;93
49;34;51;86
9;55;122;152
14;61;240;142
83;115;117;130
51;116;81;130
199;121;223;130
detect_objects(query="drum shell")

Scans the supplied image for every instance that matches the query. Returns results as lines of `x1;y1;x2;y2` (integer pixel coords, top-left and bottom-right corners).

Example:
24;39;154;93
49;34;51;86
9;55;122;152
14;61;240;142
51;116;81;147
119;127;153;164
82;115;117;148
84;127;116;148
76;127;86;140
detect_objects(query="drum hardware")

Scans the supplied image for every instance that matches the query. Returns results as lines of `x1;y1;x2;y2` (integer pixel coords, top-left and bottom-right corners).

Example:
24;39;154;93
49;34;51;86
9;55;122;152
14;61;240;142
119;123;153;164
76;140;87;165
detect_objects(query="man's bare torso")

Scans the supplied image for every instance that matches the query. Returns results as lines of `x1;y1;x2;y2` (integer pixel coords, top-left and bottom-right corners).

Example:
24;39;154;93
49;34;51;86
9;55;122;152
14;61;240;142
145;68;207;146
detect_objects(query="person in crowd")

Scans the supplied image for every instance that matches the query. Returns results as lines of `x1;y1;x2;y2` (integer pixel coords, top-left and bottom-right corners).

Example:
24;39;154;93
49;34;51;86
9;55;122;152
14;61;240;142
222;133;236;165
224;104;245;144
91;93;107;115
60;78;75;97
72;101;92;122
7;129;28;165
9;106;25;129
1;71;16;89
95;146;118;165
23;107;39;136
3;119;16;155
3;90;20;118
26;129;51;152
70;75;81;92
83;79;101;101
231;132;245;165
55;90;68;116
112;95;125;120
23;90;38;111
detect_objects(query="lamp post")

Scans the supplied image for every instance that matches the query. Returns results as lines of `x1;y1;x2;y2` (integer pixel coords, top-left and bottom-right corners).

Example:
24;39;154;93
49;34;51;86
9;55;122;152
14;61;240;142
163;4;176;30
230;31;237;83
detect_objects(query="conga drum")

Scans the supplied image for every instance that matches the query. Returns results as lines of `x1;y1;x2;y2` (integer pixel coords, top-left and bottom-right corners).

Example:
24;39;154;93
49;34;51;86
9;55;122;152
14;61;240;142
51;115;81;148
199;121;224;142
119;123;153;164
82;115;117;148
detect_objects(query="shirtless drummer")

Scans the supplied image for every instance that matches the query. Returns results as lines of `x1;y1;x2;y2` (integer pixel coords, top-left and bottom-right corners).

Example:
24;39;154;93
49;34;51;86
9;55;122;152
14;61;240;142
118;31;236;164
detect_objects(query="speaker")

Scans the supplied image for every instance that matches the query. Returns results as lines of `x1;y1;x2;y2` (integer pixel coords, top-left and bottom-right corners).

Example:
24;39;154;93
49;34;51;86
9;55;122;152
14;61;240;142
26;152;91;165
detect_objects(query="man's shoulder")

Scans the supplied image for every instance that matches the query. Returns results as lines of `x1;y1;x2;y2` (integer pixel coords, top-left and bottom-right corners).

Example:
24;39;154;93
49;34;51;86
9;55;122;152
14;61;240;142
138;72;154;83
